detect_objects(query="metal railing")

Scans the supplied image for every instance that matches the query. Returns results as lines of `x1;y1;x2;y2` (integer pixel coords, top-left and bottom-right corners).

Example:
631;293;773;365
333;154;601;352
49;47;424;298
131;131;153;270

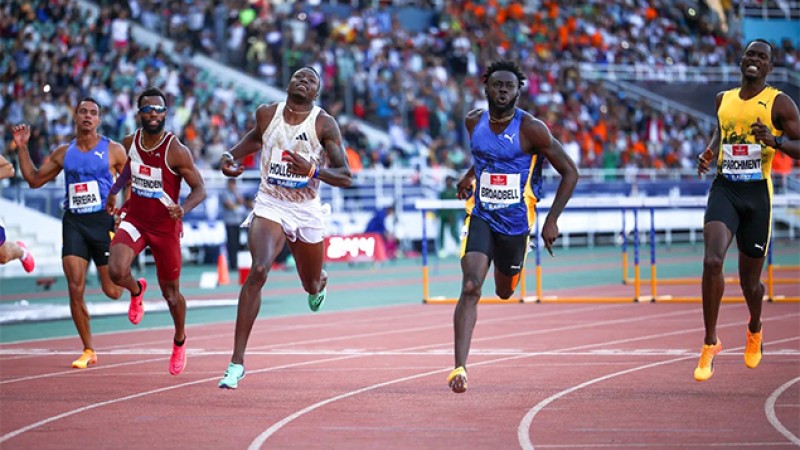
739;0;800;19
579;64;798;85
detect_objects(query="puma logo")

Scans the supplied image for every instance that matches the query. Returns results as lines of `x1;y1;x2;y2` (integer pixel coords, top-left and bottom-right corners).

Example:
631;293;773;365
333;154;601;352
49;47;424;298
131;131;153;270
758;101;768;109
754;243;765;251
94;151;104;159
502;133;516;144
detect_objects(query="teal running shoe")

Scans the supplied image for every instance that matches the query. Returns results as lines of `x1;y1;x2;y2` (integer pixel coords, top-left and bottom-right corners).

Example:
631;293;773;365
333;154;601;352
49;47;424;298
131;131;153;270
308;289;326;312
218;363;245;389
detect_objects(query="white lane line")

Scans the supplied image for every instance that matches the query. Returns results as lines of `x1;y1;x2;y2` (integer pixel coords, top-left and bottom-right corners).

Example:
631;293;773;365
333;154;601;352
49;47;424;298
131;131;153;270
3;348;800;357
0;354;362;445
0;304;604;441
0;358;167;385
765;376;800;446
0;304;608;383
246;311;798;449
518;336;800;450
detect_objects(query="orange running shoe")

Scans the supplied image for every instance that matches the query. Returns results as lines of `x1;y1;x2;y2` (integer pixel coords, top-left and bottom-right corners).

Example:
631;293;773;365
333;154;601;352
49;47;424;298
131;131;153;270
447;366;468;393
694;339;722;382
128;278;147;325
72;349;97;369
744;327;763;369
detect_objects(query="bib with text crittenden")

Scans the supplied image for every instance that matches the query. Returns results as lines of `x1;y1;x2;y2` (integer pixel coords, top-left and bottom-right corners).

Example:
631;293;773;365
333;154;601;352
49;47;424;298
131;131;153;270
721;144;763;182
267;150;310;189
479;172;521;210
68;180;102;213
131;160;164;198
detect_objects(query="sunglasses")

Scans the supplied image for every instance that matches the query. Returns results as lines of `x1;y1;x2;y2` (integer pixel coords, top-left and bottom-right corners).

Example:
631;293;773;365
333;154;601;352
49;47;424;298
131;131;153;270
139;105;167;114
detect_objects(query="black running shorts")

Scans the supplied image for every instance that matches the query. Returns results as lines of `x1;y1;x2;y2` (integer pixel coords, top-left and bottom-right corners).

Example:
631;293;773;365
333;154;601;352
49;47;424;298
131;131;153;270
462;214;529;276
62;210;115;265
704;177;771;258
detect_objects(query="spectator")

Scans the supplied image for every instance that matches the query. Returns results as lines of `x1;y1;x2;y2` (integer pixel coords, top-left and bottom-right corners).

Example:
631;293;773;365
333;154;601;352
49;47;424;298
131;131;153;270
364;204;398;260
220;178;245;270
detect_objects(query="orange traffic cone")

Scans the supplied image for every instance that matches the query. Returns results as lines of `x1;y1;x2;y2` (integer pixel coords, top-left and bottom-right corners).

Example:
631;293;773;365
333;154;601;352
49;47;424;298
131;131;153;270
217;251;230;285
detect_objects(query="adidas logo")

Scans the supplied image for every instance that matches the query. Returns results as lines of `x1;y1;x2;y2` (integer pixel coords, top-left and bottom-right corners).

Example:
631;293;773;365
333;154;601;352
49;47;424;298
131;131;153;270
295;133;309;141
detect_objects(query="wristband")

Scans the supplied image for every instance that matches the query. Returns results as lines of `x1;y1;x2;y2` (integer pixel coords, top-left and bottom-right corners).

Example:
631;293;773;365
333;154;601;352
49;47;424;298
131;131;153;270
313;165;320;179
307;163;316;178
222;151;235;161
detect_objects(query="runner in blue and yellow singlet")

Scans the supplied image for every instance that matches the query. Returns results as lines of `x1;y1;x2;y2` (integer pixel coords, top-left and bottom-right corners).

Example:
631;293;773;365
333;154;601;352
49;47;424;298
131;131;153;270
694;39;800;382
448;60;579;393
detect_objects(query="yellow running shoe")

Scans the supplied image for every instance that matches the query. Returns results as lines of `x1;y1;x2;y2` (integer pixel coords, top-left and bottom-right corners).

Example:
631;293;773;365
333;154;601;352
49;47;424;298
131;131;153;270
744;327;763;369
694;339;722;382
447;366;468;393
72;349;97;369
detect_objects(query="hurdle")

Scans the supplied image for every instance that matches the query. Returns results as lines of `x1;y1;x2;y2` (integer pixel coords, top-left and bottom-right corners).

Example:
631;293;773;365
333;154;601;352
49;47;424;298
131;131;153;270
416;198;640;304
624;200;800;303
417;199;533;304
416;196;799;304
621;198;800;291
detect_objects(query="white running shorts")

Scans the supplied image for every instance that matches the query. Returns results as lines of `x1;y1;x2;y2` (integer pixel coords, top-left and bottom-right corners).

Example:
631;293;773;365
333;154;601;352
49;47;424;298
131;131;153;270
243;191;329;244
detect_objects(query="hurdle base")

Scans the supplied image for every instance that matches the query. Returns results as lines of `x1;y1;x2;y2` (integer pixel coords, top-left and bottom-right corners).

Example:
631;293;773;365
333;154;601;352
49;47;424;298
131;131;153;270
423;296;528;305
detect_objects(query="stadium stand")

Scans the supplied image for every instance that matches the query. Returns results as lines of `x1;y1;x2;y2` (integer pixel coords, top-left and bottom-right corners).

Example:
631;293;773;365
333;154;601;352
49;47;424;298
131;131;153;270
1;0;798;275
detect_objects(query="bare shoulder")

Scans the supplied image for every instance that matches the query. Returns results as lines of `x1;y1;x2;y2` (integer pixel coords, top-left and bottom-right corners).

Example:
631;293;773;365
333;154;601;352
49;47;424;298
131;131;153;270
775;92;800;112
169;134;192;155
521;112;550;134
120;133;135;150
49;143;70;164
316;108;339;127
107;137;127;154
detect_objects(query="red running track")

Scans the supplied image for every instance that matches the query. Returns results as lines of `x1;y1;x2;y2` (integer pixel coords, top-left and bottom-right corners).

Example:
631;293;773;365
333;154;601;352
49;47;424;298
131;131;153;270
1;302;799;449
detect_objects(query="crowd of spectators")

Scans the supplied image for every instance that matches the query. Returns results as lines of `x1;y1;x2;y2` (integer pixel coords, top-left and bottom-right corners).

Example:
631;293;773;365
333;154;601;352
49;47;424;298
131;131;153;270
1;0;798;180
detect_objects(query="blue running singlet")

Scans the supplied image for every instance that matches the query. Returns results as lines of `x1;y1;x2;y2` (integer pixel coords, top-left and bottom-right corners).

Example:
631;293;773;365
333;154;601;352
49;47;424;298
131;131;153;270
62;137;113;214
465;109;542;235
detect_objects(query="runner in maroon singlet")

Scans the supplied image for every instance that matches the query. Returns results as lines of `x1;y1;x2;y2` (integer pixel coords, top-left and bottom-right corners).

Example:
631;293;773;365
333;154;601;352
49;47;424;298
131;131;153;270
106;87;206;376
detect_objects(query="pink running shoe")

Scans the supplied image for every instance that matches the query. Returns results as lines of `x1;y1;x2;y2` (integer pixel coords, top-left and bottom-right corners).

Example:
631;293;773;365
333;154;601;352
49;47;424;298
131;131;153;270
169;338;186;375
128;278;147;325
16;241;35;273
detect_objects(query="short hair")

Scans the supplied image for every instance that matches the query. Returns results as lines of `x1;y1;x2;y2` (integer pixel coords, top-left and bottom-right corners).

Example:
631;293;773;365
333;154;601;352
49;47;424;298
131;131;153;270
137;87;167;107
482;60;526;88
745;39;775;63
77;97;101;113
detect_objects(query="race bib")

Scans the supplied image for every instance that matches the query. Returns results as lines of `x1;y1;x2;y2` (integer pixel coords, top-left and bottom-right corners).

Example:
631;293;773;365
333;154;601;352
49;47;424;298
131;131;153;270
131;161;164;198
267;150;310;189
721;144;763;181
478;172;521;209
68;180;102;213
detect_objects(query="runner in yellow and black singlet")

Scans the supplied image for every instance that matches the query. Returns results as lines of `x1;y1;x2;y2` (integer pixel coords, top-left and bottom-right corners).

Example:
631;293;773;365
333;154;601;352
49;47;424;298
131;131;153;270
694;39;800;382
